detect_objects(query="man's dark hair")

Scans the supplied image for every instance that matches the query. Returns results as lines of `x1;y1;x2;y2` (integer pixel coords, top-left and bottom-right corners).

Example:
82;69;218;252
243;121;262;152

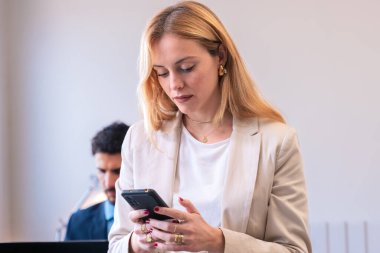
91;121;130;155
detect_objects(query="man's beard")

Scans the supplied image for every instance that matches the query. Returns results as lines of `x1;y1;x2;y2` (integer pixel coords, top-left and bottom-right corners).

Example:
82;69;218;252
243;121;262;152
105;187;116;204
105;187;116;194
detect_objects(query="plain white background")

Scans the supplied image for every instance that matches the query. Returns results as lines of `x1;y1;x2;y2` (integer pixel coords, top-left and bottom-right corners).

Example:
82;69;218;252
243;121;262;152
0;0;379;244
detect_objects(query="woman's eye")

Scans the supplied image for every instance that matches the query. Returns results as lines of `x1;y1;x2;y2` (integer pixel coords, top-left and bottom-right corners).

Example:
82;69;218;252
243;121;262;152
180;65;194;73
157;72;169;77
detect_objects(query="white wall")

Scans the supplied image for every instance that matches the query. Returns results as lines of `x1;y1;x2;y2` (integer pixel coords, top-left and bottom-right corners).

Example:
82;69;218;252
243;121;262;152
7;0;143;241
221;0;380;223
0;0;11;242
2;0;380;243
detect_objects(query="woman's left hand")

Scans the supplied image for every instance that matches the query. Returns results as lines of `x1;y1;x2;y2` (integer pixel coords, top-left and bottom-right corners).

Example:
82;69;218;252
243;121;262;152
149;197;225;253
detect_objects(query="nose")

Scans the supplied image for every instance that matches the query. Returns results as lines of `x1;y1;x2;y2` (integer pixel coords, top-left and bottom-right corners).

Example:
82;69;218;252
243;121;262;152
169;73;184;90
104;171;116;188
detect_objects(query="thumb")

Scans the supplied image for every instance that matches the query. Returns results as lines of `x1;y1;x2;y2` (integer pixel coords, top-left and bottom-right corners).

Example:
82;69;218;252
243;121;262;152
178;197;200;214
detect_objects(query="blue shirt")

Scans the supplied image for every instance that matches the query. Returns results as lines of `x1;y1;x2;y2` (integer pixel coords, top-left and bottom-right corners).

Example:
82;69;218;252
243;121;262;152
104;200;115;234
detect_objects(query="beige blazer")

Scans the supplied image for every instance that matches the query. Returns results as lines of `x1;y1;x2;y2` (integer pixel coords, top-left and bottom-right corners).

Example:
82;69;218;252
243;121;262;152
108;114;312;253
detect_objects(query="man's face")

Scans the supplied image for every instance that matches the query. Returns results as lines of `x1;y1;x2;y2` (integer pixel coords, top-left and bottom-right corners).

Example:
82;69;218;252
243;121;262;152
94;153;122;204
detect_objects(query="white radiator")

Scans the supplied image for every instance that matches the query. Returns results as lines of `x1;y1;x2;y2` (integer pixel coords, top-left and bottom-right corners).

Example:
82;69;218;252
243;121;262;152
310;221;380;253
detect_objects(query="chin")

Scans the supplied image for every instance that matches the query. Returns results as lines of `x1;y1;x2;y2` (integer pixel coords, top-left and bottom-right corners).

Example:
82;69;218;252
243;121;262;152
107;196;116;204
177;106;191;115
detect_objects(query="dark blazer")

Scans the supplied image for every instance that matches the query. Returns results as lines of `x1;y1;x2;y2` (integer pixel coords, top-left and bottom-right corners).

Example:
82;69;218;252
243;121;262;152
65;201;108;240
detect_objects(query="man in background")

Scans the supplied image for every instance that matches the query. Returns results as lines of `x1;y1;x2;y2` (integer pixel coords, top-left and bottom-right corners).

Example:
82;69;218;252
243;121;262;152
65;121;129;240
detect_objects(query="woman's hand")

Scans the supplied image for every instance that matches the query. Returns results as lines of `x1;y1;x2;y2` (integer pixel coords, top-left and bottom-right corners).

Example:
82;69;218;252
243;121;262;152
128;209;157;253
149;197;225;252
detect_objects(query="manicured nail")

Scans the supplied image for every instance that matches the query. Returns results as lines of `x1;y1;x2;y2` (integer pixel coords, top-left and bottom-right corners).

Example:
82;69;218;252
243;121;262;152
179;197;184;201
144;210;149;214
154;242;158;247
145;219;150;224
154;207;160;212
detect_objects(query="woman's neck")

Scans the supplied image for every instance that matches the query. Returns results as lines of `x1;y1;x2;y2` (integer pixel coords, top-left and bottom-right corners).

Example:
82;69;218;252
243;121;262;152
183;112;233;144
185;114;212;124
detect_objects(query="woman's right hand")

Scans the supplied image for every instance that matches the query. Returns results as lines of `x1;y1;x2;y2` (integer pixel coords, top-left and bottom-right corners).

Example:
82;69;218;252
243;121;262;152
128;209;156;253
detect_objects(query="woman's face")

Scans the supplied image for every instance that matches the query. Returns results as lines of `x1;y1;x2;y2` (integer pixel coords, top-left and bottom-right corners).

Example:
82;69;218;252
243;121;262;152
152;33;222;119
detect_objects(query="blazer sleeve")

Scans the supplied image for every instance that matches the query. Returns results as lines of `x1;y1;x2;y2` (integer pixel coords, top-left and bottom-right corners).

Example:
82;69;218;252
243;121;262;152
221;128;312;253
108;125;136;253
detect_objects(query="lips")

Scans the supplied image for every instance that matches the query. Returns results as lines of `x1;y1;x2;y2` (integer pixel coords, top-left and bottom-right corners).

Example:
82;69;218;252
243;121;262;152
173;95;192;103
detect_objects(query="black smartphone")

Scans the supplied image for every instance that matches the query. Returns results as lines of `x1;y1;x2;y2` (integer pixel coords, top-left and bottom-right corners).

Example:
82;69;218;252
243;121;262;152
121;189;172;220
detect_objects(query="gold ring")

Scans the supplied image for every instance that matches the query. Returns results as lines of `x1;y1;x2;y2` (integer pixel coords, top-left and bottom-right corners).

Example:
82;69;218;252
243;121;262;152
141;224;148;233
174;233;184;244
146;233;153;243
173;224;177;233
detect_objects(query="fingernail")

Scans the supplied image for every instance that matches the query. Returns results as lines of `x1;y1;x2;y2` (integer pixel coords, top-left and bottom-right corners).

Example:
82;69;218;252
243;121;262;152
144;210;149;214
154;207;160;212
172;219;179;223
145;219;150;224
179;197;184;201
154;242;158;247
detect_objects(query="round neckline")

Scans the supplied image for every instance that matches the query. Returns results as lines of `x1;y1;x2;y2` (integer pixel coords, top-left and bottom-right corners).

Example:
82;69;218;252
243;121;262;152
181;125;230;146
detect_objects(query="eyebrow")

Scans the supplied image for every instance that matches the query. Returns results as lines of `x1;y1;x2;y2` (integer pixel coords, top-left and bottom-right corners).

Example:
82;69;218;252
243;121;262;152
97;167;121;171
153;56;197;68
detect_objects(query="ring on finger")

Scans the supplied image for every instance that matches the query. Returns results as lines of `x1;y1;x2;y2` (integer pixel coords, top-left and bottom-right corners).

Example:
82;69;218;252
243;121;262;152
174;233;184;245
145;233;153;243
141;223;148;234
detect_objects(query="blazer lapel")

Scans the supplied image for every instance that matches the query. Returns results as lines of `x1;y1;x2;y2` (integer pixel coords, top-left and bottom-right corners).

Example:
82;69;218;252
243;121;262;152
134;113;182;207
91;202;107;239
221;117;261;233
156;114;182;207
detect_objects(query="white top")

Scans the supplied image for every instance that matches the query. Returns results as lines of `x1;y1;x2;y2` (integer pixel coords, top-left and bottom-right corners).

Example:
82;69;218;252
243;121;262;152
172;125;230;227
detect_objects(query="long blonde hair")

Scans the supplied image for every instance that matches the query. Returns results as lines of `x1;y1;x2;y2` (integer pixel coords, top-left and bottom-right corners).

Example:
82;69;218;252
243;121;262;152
138;1;285;134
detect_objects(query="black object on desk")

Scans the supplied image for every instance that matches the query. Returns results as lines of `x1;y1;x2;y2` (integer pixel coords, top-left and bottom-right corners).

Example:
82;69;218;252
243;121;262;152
0;240;108;253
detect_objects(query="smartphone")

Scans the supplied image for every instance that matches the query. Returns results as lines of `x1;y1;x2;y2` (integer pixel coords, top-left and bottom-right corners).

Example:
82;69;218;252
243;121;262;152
121;189;172;220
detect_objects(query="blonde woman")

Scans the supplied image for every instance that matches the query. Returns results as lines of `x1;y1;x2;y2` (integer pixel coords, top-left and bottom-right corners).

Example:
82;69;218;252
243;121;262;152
109;1;312;253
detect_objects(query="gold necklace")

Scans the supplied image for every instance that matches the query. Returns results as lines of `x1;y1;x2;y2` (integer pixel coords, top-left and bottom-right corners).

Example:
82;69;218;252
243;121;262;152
185;115;212;124
184;115;220;143
201;126;219;143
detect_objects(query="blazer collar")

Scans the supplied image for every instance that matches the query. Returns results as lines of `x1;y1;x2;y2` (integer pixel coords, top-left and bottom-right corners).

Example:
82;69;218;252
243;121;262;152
232;116;259;136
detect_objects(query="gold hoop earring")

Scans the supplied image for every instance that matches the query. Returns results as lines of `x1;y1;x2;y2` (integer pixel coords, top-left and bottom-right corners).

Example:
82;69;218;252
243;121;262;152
218;65;227;76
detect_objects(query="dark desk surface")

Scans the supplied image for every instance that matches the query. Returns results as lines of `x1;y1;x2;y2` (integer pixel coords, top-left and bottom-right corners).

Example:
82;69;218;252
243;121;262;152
0;240;108;253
